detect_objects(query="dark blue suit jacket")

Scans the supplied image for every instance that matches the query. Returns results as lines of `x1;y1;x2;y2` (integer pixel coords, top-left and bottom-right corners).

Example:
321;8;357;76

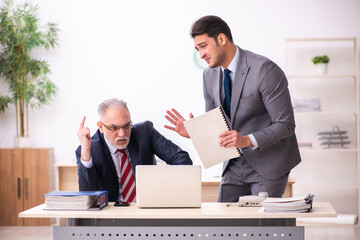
76;120;192;202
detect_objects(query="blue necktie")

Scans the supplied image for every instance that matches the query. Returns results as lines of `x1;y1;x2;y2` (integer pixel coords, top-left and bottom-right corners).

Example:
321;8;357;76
223;69;232;117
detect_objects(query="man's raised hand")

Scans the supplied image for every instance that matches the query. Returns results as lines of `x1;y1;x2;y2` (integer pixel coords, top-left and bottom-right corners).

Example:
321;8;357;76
77;116;91;161
164;108;193;138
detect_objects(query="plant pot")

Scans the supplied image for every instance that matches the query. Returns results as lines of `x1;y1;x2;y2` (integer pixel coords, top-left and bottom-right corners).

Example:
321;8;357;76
14;136;31;148
315;63;328;75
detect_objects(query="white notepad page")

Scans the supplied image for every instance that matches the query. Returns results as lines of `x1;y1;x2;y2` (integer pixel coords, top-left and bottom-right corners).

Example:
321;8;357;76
184;107;240;168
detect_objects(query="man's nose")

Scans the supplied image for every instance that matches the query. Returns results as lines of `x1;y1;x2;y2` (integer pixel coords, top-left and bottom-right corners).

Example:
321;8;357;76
117;128;126;137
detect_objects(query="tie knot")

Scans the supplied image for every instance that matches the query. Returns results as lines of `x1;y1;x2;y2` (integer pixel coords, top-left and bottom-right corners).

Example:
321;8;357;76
224;69;231;76
117;149;126;155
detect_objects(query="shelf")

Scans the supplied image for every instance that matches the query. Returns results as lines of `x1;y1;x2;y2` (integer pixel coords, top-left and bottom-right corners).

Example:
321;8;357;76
298;148;358;153
286;37;359;217
53;163;76;167
287;75;356;79
286;38;357;42
294;111;357;116
294;184;358;189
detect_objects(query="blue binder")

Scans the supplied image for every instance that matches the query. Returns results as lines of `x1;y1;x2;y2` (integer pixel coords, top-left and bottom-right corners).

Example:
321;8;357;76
43;190;108;210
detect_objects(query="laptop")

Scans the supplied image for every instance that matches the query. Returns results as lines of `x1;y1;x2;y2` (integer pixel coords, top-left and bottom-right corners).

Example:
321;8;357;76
135;165;202;208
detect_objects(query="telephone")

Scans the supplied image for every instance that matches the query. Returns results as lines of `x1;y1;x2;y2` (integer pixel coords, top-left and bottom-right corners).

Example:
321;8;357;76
237;192;268;207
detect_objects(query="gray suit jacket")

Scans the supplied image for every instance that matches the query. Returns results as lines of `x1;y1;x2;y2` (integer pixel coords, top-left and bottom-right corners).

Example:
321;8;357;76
203;47;301;180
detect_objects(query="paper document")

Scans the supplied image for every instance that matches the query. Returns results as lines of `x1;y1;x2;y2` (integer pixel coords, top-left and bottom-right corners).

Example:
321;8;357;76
184;107;241;168
260;194;314;213
43;191;108;211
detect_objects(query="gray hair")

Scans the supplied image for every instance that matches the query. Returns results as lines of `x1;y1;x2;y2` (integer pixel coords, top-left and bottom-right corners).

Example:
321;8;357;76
98;98;129;119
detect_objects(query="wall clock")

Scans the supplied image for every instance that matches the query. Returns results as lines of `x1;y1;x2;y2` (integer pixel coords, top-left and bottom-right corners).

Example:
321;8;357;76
193;50;208;70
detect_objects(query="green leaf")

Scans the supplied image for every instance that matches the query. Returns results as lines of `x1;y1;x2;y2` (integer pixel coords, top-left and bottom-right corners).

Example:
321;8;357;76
312;55;329;64
0;0;59;136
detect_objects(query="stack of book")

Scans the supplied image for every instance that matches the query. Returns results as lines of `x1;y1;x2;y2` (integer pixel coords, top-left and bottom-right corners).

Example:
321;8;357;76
261;194;314;213
43;191;108;210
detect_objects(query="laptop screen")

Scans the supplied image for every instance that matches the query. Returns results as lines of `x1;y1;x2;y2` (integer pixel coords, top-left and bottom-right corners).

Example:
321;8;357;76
135;165;202;208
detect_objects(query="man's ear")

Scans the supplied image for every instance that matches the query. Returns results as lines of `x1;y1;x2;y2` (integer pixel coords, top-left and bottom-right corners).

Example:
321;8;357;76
97;121;104;133
217;33;227;46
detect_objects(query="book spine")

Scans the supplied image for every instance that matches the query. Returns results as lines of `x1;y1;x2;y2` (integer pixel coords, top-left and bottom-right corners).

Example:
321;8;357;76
218;107;230;131
99;192;108;209
218;107;242;157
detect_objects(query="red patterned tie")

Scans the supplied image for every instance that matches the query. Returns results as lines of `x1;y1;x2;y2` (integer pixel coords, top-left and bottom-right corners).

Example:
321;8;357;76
117;149;136;202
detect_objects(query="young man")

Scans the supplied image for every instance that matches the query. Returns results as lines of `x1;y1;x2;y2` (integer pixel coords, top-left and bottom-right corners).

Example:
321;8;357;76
77;98;192;202
165;15;301;202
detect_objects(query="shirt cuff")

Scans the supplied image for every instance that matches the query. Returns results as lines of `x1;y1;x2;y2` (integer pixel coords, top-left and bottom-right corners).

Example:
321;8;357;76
248;134;259;150
81;157;93;168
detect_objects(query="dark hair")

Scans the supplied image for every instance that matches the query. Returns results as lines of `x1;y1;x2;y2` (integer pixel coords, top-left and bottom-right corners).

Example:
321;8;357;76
190;15;233;43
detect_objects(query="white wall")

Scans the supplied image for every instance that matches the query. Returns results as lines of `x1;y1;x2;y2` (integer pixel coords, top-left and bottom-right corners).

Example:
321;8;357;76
1;0;360;178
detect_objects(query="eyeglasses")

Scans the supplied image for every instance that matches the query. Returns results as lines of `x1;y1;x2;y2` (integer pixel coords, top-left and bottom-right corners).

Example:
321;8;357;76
99;121;133;132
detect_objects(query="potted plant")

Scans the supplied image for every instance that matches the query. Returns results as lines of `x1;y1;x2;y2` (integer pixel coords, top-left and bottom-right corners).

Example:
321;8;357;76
0;0;59;147
311;55;329;75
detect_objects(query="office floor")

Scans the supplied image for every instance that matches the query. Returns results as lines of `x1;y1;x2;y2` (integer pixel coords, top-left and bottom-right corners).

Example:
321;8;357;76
0;225;359;240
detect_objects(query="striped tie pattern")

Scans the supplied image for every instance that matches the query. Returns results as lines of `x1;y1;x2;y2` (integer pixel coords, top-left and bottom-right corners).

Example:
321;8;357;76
117;149;136;202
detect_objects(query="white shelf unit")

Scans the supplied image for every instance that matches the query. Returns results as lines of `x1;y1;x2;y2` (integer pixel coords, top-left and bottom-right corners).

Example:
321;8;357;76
285;38;359;219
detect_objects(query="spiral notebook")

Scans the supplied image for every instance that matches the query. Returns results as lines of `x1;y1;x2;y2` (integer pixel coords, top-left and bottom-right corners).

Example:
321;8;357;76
184;107;241;168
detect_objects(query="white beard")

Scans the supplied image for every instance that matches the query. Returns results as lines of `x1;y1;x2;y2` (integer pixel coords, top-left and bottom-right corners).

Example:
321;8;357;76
113;137;130;149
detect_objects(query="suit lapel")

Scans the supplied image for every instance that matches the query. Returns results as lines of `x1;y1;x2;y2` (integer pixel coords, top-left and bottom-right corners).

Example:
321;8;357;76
231;47;250;124
127;136;139;176
99;132;118;180
214;67;222;106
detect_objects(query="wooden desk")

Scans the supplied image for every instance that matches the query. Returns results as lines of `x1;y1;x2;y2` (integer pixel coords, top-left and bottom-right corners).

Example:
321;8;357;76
19;202;336;220
20;202;336;240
